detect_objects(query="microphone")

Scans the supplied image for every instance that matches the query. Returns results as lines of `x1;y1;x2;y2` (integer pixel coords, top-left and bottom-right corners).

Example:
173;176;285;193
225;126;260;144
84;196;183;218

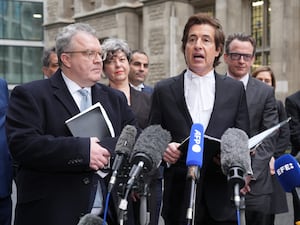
186;123;204;180
220;128;252;209
77;213;107;225
108;125;137;192
119;124;171;210
275;154;300;225
274;154;300;192
185;124;204;223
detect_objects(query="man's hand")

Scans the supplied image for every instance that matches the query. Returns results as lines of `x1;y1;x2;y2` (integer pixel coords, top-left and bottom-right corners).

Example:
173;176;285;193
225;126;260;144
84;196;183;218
89;137;111;170
163;142;181;164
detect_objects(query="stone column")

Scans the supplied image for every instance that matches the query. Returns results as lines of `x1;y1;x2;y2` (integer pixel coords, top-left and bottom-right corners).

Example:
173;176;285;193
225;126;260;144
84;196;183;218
142;0;193;86
271;0;300;100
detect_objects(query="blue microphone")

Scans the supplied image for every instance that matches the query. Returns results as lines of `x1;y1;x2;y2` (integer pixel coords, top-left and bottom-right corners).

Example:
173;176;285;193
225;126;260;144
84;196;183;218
185;123;204;223
275;154;300;192
186;123;204;169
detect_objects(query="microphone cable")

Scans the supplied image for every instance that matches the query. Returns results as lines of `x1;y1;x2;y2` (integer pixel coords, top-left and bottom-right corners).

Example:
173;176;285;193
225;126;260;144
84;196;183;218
102;191;110;225
236;208;241;225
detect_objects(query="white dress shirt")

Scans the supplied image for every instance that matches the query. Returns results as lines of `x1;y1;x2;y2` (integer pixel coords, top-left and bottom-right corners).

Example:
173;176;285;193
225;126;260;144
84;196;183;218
184;69;215;131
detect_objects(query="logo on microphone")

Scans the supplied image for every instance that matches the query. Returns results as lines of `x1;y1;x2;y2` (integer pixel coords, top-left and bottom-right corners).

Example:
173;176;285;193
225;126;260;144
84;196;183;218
186;123;204;168
276;163;294;176
192;129;202;153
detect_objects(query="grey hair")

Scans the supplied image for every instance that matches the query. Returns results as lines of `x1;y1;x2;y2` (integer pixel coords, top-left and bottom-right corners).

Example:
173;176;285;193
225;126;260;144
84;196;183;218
42;46;56;67
55;23;97;66
101;38;131;62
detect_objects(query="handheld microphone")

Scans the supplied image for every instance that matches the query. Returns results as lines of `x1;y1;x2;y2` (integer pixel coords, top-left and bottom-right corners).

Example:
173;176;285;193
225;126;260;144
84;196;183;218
119;125;171;211
77;213;107;225
220;128;251;209
274;154;300;192
186;123;204;180
108;125;137;192
185;124;204;223
275;154;300;224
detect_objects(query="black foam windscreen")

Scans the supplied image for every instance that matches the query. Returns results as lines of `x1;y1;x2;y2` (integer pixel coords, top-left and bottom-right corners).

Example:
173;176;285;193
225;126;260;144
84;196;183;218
115;125;137;155
130;125;171;173
77;213;107;225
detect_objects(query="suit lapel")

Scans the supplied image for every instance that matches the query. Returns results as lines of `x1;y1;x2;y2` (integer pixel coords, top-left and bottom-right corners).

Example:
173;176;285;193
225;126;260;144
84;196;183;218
205;72;223;136
169;71;193;127
50;70;79;117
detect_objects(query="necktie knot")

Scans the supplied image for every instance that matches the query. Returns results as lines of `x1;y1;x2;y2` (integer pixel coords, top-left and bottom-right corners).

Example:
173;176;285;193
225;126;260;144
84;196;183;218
78;89;91;111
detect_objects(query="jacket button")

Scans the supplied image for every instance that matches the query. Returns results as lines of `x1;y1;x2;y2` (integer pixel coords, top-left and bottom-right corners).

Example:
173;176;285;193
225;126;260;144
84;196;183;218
82;177;90;184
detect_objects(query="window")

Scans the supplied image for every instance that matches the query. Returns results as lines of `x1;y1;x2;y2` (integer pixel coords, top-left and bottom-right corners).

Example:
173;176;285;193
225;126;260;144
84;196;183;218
0;46;43;84
251;0;271;69
0;0;44;86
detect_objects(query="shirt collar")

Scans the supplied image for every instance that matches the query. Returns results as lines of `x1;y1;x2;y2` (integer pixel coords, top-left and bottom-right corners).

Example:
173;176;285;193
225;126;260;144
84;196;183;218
227;72;249;89
61;72;91;95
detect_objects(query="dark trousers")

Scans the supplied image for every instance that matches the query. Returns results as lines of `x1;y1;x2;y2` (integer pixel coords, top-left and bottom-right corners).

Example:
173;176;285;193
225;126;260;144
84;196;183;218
0;196;12;225
245;210;272;225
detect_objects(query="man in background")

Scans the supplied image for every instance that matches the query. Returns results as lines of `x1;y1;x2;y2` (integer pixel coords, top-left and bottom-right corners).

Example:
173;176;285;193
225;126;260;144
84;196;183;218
42;47;59;78
128;50;153;94
224;33;278;225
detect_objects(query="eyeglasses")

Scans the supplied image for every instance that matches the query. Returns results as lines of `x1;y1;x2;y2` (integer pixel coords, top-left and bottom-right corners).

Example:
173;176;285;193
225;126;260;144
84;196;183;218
228;52;253;62
64;50;106;61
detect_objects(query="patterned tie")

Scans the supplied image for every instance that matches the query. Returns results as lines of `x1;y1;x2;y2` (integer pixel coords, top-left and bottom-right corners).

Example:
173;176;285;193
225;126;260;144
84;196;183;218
78;89;103;214
78;89;91;111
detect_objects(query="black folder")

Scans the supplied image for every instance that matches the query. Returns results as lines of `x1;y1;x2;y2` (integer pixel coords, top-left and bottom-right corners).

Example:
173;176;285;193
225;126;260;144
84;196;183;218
65;102;113;140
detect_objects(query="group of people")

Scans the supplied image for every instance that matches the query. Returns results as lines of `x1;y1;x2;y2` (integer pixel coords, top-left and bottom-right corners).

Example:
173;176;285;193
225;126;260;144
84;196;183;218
1;12;300;225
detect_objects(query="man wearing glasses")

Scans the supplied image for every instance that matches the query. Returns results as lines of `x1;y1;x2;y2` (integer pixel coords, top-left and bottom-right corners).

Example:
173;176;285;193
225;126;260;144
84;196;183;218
6;23;137;225
224;33;278;225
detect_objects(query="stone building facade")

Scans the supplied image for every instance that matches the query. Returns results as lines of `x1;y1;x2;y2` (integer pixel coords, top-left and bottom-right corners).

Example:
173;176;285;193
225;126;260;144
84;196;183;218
44;0;300;100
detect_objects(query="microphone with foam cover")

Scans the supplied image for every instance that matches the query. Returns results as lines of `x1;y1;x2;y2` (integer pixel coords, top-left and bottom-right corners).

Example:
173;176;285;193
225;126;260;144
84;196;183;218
275;154;300;192
77;213;107;225
220;128;251;209
129;125;171;174
108;125;137;192
118;125;171;211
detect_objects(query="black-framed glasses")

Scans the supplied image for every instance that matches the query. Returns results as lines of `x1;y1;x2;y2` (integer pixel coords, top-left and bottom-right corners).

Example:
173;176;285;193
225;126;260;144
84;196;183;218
64;50;106;61
228;52;253;62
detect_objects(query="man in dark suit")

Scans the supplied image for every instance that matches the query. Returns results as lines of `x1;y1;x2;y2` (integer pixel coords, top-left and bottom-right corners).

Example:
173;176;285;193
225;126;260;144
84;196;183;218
224;33;278;225
6;23;137;225
0;78;13;225
285;90;300;223
128;50;153;94
285;90;300;156
149;13;250;225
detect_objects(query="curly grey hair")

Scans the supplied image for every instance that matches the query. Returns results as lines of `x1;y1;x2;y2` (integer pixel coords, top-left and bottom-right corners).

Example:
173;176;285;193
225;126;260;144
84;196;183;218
101;38;131;62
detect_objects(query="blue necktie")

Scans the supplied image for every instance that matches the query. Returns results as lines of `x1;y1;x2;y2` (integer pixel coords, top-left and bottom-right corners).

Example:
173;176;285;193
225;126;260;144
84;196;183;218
78;89;91;111
78;89;104;214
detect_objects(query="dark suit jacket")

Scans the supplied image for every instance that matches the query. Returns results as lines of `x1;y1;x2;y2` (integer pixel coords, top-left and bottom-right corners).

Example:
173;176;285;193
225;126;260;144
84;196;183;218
130;86;151;129
0;78;12;199
6;69;137;225
244;76;278;213
285;90;300;156
149;70;250;224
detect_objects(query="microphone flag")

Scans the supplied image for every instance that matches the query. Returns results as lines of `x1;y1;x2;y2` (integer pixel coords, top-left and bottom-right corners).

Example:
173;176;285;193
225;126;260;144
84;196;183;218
186;123;204;168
